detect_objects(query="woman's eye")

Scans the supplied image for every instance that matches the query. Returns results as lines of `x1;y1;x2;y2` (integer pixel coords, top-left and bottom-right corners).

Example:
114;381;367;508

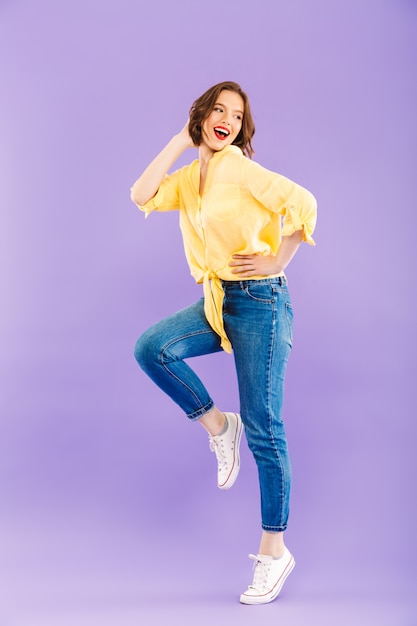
214;107;223;112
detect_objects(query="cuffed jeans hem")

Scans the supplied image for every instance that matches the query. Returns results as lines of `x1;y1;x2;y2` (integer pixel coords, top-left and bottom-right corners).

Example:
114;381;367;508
262;523;288;532
186;401;215;421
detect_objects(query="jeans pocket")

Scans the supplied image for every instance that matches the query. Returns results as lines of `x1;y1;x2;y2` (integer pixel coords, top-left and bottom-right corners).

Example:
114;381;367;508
243;283;275;304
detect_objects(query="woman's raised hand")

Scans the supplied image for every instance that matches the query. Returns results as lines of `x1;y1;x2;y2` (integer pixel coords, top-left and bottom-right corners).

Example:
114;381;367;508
177;119;195;149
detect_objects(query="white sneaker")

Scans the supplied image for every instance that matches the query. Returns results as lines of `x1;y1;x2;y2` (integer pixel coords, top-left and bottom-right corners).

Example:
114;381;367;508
208;412;243;490
240;548;295;605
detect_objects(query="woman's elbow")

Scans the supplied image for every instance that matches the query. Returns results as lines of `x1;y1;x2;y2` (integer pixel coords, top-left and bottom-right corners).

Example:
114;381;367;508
130;185;147;207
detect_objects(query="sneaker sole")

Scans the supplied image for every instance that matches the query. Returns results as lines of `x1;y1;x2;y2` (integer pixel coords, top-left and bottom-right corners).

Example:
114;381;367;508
218;413;243;490
239;555;295;605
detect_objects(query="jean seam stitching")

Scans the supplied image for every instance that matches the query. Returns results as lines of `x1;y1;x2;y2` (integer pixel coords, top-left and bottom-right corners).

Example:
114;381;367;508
285;302;293;345
266;298;286;530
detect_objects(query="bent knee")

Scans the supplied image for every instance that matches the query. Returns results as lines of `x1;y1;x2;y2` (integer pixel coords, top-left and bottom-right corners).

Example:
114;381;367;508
134;328;162;370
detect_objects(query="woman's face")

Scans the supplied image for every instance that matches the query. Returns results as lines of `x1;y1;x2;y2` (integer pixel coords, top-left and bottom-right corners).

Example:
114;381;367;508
201;90;244;152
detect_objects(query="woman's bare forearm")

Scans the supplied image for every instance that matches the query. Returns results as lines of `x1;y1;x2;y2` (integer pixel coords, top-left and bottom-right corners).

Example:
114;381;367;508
130;123;194;206
274;229;304;273
229;229;305;277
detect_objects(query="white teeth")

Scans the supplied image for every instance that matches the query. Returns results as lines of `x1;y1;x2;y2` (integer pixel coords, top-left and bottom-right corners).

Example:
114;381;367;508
214;127;230;136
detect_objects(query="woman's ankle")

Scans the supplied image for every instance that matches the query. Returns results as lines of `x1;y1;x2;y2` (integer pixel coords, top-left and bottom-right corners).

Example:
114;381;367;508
258;531;285;558
198;407;226;436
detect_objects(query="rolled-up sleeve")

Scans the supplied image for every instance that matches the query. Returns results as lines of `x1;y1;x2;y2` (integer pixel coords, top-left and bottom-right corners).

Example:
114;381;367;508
130;170;181;217
281;189;317;245
243;159;317;245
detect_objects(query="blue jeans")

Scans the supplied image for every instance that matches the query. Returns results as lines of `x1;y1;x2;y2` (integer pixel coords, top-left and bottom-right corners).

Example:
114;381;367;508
134;277;293;532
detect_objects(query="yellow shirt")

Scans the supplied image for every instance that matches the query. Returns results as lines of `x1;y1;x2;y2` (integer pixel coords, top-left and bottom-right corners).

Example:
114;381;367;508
133;145;317;353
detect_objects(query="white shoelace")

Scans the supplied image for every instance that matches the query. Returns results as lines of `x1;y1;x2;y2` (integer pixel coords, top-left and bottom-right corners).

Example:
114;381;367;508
248;555;272;591
209;436;229;469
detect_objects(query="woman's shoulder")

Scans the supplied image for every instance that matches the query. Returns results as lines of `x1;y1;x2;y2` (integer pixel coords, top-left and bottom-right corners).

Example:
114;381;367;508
166;159;199;185
218;146;272;173
174;158;199;175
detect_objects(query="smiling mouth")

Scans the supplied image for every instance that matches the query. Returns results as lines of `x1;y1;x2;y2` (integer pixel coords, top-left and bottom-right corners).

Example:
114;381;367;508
214;126;230;140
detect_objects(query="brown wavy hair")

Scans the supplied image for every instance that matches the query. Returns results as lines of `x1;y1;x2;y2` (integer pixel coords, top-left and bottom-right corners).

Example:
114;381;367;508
188;81;255;158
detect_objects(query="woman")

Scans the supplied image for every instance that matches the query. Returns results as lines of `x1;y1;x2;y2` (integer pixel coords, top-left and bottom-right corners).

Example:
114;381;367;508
130;81;317;605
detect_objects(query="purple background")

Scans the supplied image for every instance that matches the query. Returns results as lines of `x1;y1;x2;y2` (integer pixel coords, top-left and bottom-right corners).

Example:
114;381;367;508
1;0;415;624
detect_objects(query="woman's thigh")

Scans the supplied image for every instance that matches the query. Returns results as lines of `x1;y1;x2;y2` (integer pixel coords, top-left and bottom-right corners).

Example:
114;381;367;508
135;298;222;363
223;279;293;436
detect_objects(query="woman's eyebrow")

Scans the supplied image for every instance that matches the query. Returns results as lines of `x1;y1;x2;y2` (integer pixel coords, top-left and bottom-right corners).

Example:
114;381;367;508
214;101;244;115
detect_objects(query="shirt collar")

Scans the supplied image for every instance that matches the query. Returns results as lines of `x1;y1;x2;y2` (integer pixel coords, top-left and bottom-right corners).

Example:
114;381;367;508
212;144;242;159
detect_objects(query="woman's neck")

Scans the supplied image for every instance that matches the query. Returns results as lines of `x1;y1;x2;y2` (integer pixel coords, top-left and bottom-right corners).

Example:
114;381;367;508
198;143;215;169
198;144;216;195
